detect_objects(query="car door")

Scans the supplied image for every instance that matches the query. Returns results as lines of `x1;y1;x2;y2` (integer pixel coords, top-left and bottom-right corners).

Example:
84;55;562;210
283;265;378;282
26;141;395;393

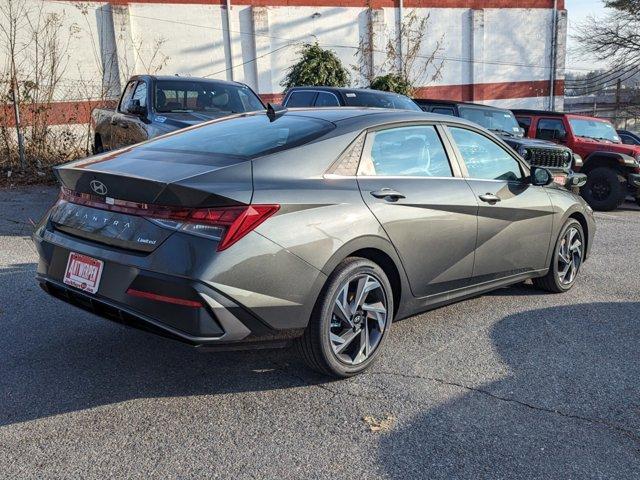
446;125;554;281
109;80;138;150
118;80;149;146
357;123;479;297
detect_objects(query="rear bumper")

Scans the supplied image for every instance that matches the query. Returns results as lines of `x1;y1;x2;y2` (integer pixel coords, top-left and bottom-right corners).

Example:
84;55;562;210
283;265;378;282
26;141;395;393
33;221;320;347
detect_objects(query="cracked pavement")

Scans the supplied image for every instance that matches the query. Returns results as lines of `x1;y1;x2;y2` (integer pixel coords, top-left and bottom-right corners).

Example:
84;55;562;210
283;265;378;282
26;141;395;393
0;186;639;479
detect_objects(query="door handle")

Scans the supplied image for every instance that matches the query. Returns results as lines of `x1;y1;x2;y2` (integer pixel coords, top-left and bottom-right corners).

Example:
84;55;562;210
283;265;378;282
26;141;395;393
370;188;406;201
479;193;501;204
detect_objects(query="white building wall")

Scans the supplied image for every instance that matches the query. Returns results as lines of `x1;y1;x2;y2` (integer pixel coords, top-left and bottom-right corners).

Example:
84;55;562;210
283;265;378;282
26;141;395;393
1;0;567;123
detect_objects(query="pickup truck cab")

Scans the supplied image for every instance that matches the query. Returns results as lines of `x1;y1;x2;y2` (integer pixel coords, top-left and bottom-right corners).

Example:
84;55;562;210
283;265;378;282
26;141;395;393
514;110;640;210
415;100;577;189
92;75;265;152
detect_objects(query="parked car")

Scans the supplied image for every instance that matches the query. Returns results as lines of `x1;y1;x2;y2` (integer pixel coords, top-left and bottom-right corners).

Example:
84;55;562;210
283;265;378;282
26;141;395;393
282;86;422;111
34;108;594;377
91;75;265;153
617;129;640;146
414;99;578;188
514;110;640;210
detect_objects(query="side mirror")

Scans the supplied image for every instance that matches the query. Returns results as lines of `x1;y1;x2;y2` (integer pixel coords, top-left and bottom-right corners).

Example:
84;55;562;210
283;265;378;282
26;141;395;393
567;173;588;188
531;166;554;186
126;99;147;117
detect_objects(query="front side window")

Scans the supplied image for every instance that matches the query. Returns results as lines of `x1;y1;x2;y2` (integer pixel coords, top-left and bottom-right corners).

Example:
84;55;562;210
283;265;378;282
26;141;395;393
139;114;334;159
285;91;317;107
118;81;137;112
536;118;567;141
620;133;640;145
449;127;524;181
568;118;621;143
154;80;263;114
358;125;453;177
315;92;340;107
131;82;147;107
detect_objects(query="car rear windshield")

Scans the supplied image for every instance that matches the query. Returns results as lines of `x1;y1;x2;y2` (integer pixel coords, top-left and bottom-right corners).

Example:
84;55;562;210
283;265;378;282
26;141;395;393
568;118;621;143
139;114;335;158
155;80;264;114
342;91;421;111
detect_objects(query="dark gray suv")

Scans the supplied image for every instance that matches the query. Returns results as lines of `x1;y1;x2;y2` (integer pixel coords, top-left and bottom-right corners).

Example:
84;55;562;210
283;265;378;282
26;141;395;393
34;108;595;377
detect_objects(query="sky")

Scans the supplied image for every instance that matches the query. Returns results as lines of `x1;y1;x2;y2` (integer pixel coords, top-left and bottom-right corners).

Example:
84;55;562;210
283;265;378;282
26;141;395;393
565;0;609;72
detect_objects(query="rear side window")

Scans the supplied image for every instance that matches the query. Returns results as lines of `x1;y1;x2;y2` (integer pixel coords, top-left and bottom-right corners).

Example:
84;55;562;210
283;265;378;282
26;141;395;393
432;107;455;116
315;92;340;107
449;127;523;181
517;116;531;135
140;114;335;159
285;91;317;107
358;125;453;177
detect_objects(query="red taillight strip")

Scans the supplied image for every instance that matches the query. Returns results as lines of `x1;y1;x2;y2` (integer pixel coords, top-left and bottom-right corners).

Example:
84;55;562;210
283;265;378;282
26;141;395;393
126;288;203;308
59;187;279;250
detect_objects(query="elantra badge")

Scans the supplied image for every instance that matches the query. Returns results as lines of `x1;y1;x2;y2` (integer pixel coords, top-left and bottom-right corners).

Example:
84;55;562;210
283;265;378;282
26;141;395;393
90;180;108;196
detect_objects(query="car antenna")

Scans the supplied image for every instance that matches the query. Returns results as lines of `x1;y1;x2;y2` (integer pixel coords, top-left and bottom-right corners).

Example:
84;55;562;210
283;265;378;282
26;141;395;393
266;103;287;122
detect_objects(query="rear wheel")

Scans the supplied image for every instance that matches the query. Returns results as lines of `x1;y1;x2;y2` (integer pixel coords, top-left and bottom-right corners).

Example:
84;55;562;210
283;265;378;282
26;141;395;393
580;167;625;211
532;218;585;293
297;257;393;378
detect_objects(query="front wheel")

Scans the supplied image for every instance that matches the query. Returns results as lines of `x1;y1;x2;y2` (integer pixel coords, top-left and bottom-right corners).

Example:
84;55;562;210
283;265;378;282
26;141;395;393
580;167;625;211
296;257;393;378
532;218;585;293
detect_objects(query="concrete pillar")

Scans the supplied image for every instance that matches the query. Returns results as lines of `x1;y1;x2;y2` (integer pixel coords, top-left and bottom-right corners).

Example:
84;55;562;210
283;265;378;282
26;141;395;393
96;4;121;98
554;9;567;110
471;9;485;101
252;6;274;95
110;5;136;85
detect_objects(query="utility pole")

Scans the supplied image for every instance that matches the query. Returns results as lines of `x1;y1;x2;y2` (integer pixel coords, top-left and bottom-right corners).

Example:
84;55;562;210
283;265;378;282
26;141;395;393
10;54;25;172
615;77;621;125
549;0;558;111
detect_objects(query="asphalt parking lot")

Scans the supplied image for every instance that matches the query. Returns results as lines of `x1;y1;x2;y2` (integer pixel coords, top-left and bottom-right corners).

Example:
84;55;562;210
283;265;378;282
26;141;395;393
1;186;639;479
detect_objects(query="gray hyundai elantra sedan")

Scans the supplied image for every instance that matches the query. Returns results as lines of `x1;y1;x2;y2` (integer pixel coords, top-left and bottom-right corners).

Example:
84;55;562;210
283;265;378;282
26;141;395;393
34;108;595;377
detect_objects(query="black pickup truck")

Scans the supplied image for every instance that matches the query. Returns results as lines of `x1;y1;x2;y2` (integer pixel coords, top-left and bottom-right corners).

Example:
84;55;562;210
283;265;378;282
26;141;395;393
91;75;265;153
414;99;581;188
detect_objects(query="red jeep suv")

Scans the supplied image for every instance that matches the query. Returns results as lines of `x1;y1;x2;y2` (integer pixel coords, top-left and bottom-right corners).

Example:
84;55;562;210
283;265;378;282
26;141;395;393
514;110;640;211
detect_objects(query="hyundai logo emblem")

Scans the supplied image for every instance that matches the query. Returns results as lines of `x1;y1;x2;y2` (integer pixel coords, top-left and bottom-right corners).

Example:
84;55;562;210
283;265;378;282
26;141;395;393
90;180;108;196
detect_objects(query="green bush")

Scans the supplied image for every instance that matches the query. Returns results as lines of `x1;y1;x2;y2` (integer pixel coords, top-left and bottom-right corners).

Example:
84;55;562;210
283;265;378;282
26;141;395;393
281;43;350;90
369;74;412;96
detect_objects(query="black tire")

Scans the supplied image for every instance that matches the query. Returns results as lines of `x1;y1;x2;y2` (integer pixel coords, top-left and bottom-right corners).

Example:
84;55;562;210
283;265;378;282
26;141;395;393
532;218;585;293
93;135;104;154
580;167;626;211
296;257;394;378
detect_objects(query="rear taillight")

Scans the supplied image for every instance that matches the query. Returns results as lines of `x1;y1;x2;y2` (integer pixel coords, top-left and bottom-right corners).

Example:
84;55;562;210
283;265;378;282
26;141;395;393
59;188;279;251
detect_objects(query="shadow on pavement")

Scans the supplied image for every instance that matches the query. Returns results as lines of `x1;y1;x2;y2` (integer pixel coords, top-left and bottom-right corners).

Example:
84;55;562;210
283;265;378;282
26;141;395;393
0;263;325;427
378;302;640;478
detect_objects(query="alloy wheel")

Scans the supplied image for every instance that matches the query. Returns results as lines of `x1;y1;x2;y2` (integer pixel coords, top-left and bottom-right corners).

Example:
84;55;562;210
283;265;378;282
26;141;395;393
329;273;388;365
557;226;583;285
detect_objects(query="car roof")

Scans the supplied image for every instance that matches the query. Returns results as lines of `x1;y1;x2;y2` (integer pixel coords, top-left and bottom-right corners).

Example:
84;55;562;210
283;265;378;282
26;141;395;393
414;99;510;112
270;107;482;130
286;86;411;98
131;74;249;88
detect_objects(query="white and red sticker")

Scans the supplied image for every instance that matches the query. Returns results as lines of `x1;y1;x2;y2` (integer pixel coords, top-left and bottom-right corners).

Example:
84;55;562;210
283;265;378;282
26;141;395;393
63;252;104;294
553;175;567;186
